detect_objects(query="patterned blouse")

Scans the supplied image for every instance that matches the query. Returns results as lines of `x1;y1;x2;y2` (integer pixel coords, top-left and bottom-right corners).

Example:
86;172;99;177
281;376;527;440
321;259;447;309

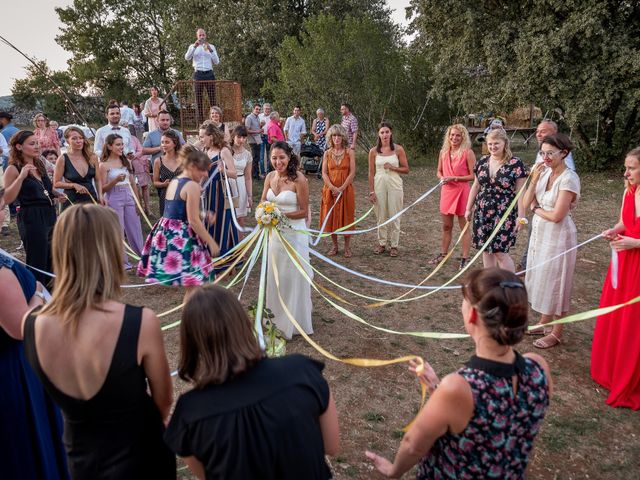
418;352;549;479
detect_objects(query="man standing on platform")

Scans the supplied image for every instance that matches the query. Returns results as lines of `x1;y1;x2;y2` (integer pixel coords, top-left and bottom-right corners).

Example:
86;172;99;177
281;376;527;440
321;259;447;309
245;104;263;179
284;105;306;156
142;110;186;163
94;104;132;156
340;103;359;151
185;28;220;125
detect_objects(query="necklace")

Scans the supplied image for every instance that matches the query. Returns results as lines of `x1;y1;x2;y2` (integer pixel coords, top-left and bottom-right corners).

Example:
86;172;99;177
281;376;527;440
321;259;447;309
27;170;53;206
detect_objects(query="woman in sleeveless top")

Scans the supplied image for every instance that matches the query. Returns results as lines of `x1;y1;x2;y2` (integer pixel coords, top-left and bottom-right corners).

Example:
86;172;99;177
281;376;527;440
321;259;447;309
592;147;640;409
130;135;151;215
230;126;254;231
366;268;552;479
209;105;231;143
319;124;356;257
99;134;144;270
200;122;238;268
262;141;313;339
367;122;409;257
0;194;68;479
312;108;330;151
138;146;219;288
433;124;476;269
3;131;60;286
153;130;181;216
54;126;101;209
22;204;175;480
143;86;163;132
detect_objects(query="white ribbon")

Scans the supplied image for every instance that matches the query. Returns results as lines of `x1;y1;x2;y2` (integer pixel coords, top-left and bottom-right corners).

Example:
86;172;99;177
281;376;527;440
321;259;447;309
610;245;619;289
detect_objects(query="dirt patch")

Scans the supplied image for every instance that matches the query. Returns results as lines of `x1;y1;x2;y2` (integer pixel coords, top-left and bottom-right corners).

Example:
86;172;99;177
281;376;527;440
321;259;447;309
2;152;638;479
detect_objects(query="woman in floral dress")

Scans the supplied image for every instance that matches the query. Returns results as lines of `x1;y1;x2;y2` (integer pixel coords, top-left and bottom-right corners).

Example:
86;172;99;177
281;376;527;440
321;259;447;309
465;129;528;271
138;146;219;288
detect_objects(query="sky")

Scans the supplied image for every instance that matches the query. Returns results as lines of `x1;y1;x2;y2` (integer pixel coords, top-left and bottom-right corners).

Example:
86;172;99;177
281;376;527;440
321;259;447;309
0;0;412;97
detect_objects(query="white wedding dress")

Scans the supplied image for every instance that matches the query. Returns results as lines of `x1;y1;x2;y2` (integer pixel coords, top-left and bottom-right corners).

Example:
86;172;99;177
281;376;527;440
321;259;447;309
265;189;314;339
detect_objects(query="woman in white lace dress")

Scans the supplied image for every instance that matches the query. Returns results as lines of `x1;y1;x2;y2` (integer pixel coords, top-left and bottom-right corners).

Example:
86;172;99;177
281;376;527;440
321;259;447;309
261;141;313;339
230;126;253;231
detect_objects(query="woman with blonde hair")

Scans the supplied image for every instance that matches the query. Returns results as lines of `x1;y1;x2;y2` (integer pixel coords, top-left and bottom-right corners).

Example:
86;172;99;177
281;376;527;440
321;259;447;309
32;113;60;154
319;124;356;257
54;126;102;208
432;124;476;269
209;106;231;143
465;129;528;271
22;204;175;479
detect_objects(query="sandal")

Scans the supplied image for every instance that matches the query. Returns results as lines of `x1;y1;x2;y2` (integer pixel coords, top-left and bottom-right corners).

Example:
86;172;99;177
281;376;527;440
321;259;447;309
344;249;353;258
428;253;446;265
526;324;552;336
533;333;562;349
459;258;468;271
327;246;339;256
373;245;386;255
389;247;398;257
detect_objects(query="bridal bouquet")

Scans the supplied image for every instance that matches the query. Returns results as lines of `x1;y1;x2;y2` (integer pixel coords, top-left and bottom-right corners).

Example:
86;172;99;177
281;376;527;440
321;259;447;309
255;201;289;229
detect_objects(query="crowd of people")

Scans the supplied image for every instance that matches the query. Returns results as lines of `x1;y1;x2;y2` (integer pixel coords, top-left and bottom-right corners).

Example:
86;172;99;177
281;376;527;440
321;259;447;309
0;26;638;479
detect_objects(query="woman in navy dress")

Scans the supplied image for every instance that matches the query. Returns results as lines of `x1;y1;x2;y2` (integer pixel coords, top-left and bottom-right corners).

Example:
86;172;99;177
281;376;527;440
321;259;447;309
0;189;68;480
199;122;238;267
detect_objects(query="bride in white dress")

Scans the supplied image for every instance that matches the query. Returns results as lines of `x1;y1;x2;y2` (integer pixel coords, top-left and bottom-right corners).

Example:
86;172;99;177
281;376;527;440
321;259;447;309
261;141;313;339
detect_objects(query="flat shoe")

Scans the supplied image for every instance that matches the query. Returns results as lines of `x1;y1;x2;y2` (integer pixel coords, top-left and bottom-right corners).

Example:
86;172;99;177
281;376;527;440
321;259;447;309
344;250;353;258
428;253;445;265
373;245;386;255
533;333;562;349
526;324;552;336
327;247;339;256
389;248;398;257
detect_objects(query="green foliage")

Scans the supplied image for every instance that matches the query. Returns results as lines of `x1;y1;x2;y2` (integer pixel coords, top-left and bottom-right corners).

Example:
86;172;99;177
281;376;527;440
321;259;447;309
269;14;452;152
408;0;640;169
11;61;103;124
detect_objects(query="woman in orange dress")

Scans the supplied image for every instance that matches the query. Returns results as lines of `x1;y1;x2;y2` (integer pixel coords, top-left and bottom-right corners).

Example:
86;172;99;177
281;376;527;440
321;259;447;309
432;124;476;270
32;113;60;155
319;124;356;257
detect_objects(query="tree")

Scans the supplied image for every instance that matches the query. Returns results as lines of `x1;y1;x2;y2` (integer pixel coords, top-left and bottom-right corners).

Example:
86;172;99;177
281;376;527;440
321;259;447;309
408;0;640;168
55;0;180;101
11;61;103;125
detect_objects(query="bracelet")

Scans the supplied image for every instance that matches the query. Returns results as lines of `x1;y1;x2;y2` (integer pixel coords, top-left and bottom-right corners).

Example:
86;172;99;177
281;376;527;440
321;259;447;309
518;217;529;226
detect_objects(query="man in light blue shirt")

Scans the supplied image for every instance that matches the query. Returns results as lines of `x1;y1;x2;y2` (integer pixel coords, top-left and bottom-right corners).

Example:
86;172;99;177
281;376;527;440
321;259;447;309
0;112;19;144
185;28;220;124
284;106;306;156
142;110;185;163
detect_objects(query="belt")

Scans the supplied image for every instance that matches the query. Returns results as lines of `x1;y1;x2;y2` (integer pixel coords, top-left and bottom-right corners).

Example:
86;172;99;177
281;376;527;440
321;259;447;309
195;69;213;73
237;174;244;177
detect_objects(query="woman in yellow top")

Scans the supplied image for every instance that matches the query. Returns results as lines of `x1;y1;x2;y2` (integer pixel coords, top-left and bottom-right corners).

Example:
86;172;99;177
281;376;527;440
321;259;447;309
367;122;409;257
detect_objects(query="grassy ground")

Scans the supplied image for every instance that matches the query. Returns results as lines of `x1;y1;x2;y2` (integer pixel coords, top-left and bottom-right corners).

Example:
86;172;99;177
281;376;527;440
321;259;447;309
2;144;638;479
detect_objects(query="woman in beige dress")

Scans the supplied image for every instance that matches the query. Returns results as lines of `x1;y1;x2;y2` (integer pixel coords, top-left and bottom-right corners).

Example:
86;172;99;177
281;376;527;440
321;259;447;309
523;133;580;349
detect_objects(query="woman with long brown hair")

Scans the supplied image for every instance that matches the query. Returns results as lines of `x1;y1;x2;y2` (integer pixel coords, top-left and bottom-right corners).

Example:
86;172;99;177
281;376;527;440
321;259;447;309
3;131;59;284
165;285;339;479
22;204;175;479
99;133;144;270
54;126;102;208
152;130;181;216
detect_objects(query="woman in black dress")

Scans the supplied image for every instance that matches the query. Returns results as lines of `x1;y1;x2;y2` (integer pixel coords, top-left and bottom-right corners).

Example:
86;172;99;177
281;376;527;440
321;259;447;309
22;204;176;480
3;130;60;285
54;126;102;208
152;130;180;216
165;285;340;480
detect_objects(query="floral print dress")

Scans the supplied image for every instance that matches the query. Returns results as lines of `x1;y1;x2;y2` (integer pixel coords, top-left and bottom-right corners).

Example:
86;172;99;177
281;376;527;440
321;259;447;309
472;156;527;253
137;178;213;285
418;353;549;479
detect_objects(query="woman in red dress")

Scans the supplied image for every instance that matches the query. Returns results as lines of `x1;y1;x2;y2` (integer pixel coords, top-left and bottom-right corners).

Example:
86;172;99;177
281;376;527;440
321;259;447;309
591;147;640;410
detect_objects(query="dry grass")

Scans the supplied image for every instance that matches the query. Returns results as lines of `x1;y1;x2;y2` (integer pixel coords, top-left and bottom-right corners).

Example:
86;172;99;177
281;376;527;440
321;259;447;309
2;148;638;479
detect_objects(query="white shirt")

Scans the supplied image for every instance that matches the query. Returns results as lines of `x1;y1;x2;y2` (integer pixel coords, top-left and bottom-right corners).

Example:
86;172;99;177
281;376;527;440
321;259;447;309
259;113;270;134
535;151;576;171
185;43;220;71
284;116;306;144
93;124;132;156
0;133;8;158
119;106;135;126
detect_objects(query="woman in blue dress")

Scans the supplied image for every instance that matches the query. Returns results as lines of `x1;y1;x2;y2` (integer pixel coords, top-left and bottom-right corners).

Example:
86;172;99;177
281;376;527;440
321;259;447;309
0;190;69;480
199;122;238;268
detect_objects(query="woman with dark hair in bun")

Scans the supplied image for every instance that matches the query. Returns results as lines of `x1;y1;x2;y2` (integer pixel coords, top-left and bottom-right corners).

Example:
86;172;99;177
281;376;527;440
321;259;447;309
261;141;313;339
366;268;552;479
